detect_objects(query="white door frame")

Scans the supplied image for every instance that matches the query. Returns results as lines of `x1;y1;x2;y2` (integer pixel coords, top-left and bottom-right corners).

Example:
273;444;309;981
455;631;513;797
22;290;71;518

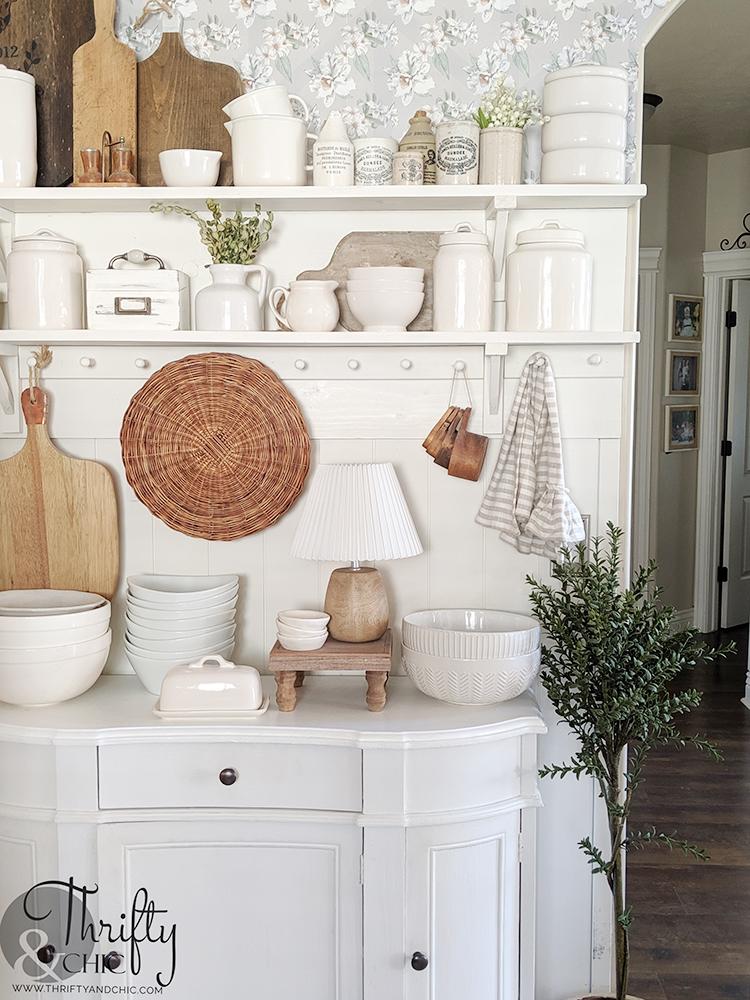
633;248;663;573
694;249;750;632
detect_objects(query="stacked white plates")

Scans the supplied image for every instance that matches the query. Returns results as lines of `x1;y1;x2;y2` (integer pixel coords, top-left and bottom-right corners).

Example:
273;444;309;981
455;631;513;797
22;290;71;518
276;610;329;651
345;266;425;333
125;575;238;695
401;609;541;706
0;590;112;706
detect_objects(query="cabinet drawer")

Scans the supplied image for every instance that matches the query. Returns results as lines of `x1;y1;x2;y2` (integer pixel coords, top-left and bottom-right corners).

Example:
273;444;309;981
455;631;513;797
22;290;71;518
504;344;625;379
98;742;362;812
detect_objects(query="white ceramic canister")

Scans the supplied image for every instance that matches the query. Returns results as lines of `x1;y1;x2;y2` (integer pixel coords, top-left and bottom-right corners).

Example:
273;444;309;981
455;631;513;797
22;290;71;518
543;65;629;117
269;280;339;332
435;121;479;185
8;230;83;330
354;137;398;185
542;112;627;153
392;151;424;186
479;126;524;185
505;221;593;332
313;112;354;186
226;116;315;185
0;66;37;187
194;264;269;332
541;147;626;184
433;223;494;332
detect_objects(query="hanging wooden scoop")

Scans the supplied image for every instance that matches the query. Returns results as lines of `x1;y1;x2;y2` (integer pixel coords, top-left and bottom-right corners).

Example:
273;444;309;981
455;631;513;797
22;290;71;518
0;389;119;598
423;405;460;457
447;407;489;482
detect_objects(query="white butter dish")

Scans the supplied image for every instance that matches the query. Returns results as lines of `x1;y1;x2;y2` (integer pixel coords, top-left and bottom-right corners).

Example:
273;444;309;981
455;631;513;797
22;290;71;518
153;698;270;721
157;654;264;716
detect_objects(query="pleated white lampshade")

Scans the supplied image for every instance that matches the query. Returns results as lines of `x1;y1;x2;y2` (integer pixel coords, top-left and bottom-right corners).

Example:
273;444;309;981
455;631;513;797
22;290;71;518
292;463;423;563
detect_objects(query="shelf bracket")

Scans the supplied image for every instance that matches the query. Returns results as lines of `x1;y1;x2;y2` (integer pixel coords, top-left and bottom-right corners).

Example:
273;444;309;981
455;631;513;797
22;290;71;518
483;340;506;435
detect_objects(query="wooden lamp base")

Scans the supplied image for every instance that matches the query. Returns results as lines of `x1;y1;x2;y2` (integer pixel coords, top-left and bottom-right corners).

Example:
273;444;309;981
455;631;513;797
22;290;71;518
324;566;389;643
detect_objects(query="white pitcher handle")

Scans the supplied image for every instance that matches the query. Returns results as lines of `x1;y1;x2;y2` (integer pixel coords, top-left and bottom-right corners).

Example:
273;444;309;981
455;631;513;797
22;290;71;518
305;132;317;174
245;264;269;309
290;94;310;120
269;284;291;330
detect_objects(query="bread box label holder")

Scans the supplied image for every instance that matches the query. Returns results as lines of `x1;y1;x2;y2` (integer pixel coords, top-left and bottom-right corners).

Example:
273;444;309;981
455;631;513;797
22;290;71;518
86;249;190;330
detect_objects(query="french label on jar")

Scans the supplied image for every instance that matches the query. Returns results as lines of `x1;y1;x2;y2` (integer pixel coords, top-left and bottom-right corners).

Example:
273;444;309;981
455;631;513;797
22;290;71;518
313;143;354;185
436;136;478;176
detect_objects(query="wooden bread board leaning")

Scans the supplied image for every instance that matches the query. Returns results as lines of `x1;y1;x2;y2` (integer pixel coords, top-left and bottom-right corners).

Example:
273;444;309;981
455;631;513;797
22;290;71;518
0;389;119;598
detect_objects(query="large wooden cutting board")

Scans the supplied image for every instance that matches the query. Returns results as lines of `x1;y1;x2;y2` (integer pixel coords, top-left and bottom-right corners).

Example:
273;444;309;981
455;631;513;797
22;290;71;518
137;31;243;186
0;389;119;599
72;0;137;170
297;232;440;332
0;0;95;186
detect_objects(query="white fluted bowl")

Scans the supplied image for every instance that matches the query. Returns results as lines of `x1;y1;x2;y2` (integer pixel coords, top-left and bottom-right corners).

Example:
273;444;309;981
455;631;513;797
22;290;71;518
402;645;541;706
402;609;540;660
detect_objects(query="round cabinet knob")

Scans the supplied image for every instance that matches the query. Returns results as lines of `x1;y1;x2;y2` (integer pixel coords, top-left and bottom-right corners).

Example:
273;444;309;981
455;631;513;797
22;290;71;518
411;952;429;971
294;359;307;371
219;767;238;786
37;944;56;965
79;356;95;368
104;952;123;972
347;359;360;371
453;360;466;372
400;359;413;370
134;358;149;370
587;353;603;367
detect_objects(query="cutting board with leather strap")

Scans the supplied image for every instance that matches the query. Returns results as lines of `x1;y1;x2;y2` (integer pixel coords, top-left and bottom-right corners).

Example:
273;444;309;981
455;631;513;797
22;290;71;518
0;389;119;599
297;231;440;332
0;0;95;185
137;30;242;186
72;0;137;169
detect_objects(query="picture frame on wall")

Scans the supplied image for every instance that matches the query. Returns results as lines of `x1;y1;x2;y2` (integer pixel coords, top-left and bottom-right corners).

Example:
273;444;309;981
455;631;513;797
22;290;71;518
666;350;701;395
669;294;703;342
664;404;700;453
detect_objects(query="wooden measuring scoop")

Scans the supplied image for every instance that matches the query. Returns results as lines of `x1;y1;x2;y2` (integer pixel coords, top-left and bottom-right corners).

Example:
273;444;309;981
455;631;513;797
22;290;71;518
423;406;459;457
434;407;465;468
447;408;489;481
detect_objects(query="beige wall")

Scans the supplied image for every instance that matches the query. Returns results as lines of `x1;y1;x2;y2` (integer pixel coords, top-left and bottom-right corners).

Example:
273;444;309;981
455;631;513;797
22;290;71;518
705;147;750;251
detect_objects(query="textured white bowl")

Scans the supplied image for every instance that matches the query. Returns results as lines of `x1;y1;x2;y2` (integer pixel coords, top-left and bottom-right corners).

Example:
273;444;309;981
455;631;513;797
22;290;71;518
125;640;235;696
0;621;109;649
159;149;221;187
542;112;627;153
126;607;236;629
402;609;540;660
402;645;541;706
346;287;424;333
127;590;239;613
277;633;328;651
277;610;330;629
0;631;111;707
541;147;626;184
128;574;238;602
347;266;424;282
0;590;105;615
125;625;236;652
0;601;111;633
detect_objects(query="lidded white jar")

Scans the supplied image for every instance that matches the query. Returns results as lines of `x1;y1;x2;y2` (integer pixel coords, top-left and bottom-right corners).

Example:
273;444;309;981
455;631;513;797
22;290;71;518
543;65;629;117
433;222;494;332
0;66;37;188
506;221;592;332
8;229;84;330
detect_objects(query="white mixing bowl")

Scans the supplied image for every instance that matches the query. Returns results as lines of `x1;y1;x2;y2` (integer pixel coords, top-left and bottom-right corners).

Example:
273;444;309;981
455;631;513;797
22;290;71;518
402;645;541;706
402;609;540;659
0;631;111;706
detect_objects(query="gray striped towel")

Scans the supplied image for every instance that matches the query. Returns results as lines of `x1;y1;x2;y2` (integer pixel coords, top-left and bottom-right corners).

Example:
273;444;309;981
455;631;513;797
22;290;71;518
476;352;585;558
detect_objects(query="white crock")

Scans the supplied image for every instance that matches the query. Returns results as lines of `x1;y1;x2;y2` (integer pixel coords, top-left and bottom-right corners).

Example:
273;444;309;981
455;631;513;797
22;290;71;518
194;264;269;332
506;221;592;332
8;229;83;330
479;127;524;185
542;112;627;153
541;147;626;184
435;121;480;185
433;222;494;332
0;66;37;188
543;64;629;117
269;279;339;332
226;116;314;186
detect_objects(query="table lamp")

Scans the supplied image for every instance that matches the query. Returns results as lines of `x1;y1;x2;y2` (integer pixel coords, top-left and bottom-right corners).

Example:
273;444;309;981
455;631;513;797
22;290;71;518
292;463;423;642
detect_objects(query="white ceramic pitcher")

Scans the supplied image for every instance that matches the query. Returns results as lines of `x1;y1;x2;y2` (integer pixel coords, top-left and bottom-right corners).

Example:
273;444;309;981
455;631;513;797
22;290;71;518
269;280;339;332
195;264;269;332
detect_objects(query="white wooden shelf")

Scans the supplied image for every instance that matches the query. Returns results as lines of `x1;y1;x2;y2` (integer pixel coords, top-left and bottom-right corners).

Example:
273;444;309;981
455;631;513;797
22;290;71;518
0;184;647;216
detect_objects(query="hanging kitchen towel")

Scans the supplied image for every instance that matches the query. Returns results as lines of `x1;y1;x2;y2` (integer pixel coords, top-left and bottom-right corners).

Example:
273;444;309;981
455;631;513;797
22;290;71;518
476;352;585;558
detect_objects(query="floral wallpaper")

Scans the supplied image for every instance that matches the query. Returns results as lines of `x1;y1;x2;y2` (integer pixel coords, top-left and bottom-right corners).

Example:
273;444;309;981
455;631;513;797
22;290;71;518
116;0;674;163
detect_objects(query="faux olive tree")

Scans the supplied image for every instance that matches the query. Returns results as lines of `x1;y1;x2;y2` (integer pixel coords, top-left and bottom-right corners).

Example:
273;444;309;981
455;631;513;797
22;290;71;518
527;525;730;1000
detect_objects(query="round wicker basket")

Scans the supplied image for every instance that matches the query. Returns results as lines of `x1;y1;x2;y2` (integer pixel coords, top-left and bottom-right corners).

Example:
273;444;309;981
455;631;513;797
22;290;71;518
120;353;311;540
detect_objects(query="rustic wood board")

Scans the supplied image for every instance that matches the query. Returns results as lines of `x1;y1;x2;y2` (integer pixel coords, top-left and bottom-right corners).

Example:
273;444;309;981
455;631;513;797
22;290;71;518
0;389;119;598
297;232;440;332
0;0;95;186
72;0;136;174
137;31;243;186
268;631;392;672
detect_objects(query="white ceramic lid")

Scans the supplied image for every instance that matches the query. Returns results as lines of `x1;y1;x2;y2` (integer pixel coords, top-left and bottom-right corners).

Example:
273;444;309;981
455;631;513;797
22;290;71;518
515;220;585;247
158;654;264;713
439;223;489;247
12;229;78;252
544;64;628;84
0;65;35;85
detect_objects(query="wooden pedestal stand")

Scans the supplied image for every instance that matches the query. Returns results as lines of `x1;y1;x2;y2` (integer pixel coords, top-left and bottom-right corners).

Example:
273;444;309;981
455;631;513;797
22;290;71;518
269;631;392;712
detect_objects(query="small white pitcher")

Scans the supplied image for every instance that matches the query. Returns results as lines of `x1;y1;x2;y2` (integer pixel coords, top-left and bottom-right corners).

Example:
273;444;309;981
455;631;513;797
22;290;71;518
195;263;269;332
269;280;339;332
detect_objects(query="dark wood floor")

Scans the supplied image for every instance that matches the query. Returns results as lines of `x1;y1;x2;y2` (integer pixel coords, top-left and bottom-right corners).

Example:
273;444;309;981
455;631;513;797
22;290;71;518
628;626;750;1000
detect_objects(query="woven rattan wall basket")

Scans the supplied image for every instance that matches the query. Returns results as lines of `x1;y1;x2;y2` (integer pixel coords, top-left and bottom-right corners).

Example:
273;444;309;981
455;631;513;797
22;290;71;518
120;353;311;541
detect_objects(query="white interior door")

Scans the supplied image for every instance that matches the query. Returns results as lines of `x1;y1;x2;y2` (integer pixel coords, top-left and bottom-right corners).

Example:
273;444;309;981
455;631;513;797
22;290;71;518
723;279;750;627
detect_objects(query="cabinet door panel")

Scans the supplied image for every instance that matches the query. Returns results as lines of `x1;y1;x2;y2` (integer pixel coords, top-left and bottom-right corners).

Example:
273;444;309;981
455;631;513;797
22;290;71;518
406;812;520;1000
97;819;362;1000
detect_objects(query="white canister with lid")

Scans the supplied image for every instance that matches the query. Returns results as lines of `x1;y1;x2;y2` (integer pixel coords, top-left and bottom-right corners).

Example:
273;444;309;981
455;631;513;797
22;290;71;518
0;66;37;187
506;221;592;332
433;222;494;332
8;230;84;330
543;65;629;117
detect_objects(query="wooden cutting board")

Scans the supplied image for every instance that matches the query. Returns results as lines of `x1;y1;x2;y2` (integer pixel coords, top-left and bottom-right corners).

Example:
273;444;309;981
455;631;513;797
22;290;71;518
137;31;243;186
72;0;137;172
0;389;119;599
0;0;95;186
297;232;440;332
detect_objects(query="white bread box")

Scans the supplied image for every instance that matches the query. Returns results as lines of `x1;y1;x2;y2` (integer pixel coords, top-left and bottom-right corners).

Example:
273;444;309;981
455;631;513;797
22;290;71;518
86;249;190;330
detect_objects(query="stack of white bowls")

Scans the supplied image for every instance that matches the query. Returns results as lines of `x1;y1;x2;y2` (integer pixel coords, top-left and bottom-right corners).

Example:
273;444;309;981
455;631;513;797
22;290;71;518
223;84;311;186
125;575;238;695
276;610;329;651
0;590;111;707
345;266;425;333
401;609;541;706
541;65;628;184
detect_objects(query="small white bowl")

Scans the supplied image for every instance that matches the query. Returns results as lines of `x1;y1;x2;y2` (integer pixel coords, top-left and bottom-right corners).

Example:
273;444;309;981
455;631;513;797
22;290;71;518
277;610;330;630
347;266;424;282
346;286;424;333
0;631;111;707
128;574;238;601
125;641;235;696
0;590;105;615
125;625;236;653
276;622;327;640
127;590;239;613
0;601;111;633
346;281;424;292
277;633;327;651
159;149;222;187
126;607;236;629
